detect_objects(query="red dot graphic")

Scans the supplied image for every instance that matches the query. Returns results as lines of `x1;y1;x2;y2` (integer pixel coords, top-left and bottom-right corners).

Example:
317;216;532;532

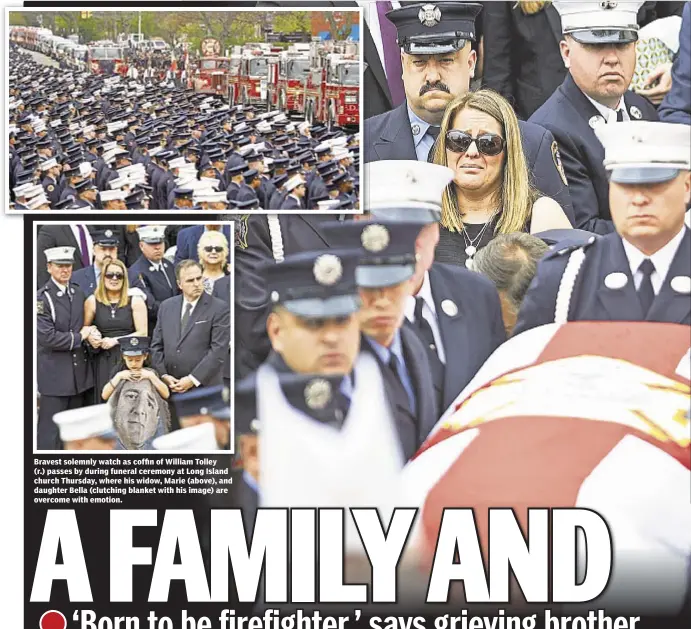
40;610;66;629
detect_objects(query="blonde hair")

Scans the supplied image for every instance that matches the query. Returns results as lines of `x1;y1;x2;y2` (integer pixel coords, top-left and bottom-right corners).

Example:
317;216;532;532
515;1;550;15
198;230;229;268
431;89;538;234
94;258;129;309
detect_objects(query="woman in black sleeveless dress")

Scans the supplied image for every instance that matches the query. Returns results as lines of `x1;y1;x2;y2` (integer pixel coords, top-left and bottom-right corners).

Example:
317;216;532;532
84;258;148;403
429;90;572;268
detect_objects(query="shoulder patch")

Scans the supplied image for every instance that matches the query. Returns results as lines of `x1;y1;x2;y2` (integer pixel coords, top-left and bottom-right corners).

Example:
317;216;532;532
47;184;55;192
37;300;44;315
551;141;568;187
547;235;599;259
234;215;249;250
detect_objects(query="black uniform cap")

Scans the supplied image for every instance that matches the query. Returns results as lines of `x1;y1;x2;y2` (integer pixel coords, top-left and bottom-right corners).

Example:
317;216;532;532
387;2;482;55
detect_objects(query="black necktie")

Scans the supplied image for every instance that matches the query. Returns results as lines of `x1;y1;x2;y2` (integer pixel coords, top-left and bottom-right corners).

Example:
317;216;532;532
426;126;440;162
388;353;413;413
637;259;655;316
159;265;172;289
181;302;193;334
616;109;624;122
413;297;445;405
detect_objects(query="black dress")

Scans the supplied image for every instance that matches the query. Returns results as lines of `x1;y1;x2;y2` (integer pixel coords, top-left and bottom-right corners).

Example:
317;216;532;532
92;297;135;403
435;214;530;268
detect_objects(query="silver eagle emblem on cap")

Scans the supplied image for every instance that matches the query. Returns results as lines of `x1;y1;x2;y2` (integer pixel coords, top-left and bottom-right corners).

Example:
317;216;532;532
313;254;343;286
130;337;139;346
361;224;390;253
419;4;442;27
304;378;332;410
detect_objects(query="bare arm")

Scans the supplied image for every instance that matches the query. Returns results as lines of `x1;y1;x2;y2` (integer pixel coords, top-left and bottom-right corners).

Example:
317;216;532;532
529;196;573;234
84;295;96;326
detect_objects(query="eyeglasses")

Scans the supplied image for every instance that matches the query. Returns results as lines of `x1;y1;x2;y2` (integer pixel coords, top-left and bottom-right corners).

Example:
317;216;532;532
445;130;505;156
105;272;124;280
204;246;225;253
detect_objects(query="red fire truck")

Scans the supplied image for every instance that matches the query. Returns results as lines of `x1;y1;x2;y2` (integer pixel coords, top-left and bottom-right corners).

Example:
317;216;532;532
88;43;126;75
194;56;232;96
272;44;311;113
299;41;359;127
238;44;280;107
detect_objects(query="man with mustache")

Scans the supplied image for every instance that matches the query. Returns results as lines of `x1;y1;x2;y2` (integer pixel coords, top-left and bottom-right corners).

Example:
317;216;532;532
364;1;574;225
529;1;658;235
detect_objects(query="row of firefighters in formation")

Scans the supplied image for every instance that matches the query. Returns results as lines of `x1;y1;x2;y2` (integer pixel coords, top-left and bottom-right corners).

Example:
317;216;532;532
11;25;360;127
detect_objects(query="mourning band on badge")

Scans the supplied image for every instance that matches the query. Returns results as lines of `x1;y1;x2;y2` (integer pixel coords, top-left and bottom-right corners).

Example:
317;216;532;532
551;141;568;187
234;215;249;250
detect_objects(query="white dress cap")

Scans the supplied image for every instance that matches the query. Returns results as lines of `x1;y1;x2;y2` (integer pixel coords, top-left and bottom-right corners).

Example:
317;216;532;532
53;404;115;442
45;246;76;263
152;422;219;451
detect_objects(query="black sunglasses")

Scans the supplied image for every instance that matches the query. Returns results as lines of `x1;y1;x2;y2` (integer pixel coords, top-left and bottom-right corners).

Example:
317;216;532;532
204;246;225;253
445;130;505;156
105;272;124;280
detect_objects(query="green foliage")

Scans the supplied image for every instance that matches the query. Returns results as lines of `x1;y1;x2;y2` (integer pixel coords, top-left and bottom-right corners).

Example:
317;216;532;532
273;11;311;34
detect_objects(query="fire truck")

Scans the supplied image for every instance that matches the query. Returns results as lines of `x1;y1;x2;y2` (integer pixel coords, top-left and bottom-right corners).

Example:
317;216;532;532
238;44;281;107
194;56;232;96
299;41;359;128
88;43;126;75
268;44;311;113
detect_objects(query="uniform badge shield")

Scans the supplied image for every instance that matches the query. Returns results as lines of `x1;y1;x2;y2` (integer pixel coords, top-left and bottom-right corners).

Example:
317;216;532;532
418;4;442;27
234;215;249;250
313;254;343;286
629;105;642;120
551;141;568;187
361;224;390;253
304;379;332;411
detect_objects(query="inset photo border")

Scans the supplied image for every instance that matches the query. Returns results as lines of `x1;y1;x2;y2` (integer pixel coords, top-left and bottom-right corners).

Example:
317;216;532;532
31;220;235;454
7;5;363;214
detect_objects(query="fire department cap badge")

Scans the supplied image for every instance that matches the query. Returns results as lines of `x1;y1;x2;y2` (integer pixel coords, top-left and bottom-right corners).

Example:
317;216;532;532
361;224;390;253
130;338;139;346
600;0;618;9
105;229;113;237
313;254;343;286
304;378;332;410
419;4;442;27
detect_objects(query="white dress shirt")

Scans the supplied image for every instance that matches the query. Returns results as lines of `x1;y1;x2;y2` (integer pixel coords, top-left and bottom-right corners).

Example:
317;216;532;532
357;0;401;81
70;225;93;263
405;271;446;363
181;295;201;321
621;227;687;294
585;94;630;124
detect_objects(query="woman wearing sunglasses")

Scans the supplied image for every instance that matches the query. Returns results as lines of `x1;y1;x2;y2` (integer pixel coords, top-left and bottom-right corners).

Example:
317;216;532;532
84;258;148;404
429;90;572;269
197;230;230;295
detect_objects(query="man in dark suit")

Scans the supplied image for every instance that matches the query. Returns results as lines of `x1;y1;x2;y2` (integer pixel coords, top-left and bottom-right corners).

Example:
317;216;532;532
324;220;440;454
363;1;574;224
515;121;691;334
211;274;232;392
151;260;230;394
659;1;691;125
128;226;179;330
71;228;119;298
37;247;95;450
360;160;506;413
482;0;567;120
529;0;658;235
36;223;92;287
174;224;233;266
